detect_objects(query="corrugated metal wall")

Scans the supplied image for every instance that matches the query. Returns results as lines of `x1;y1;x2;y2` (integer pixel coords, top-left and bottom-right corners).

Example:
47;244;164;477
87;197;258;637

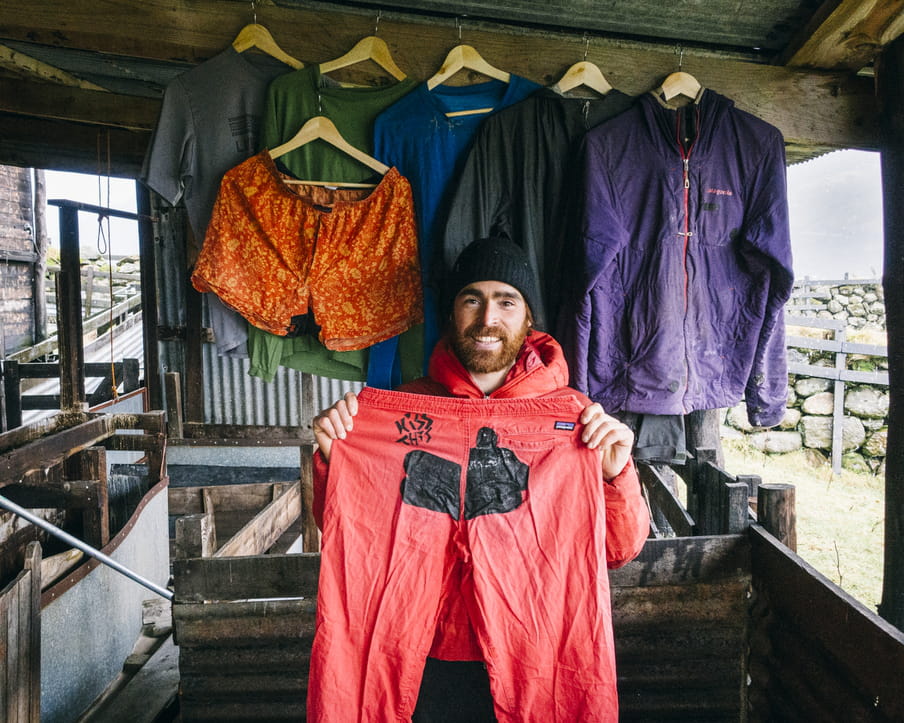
152;196;360;426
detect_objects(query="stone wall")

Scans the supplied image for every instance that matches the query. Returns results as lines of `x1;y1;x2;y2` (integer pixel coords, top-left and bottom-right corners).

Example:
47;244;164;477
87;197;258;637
724;280;888;475
787;279;885;330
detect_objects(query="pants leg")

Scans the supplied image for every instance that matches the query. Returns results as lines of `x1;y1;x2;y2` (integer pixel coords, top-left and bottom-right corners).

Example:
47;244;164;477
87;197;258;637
412;659;496;723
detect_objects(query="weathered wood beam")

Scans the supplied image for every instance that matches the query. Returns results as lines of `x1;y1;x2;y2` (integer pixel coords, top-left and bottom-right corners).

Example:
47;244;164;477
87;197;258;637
214;483;301;558
1;478;103;509
0;79;157;131
0;0;882;153
176;422;314;446
168;482;294;517
0;113;148;176
0;415;116;487
0;413;69;455
609;535;751;588
0;43;107;90
173;553;321;602
637;463;694;538
783;0;904;70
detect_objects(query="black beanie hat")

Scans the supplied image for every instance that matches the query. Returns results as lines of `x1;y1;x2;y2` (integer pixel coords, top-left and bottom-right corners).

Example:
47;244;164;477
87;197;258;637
445;237;541;320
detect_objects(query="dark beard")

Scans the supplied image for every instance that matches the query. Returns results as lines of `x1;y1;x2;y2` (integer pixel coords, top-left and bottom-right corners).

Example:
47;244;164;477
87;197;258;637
451;320;530;374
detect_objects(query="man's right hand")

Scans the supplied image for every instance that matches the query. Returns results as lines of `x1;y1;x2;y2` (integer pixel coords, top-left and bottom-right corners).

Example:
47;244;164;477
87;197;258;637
312;391;359;462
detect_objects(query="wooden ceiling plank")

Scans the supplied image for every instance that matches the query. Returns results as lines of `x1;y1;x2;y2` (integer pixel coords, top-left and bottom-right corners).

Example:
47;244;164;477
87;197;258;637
784;0;904;70
0;78;157;131
0;0;884;167
0;43;108;90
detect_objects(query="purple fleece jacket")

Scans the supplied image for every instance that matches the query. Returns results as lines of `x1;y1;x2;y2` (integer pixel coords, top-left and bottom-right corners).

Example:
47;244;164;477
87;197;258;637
567;89;793;427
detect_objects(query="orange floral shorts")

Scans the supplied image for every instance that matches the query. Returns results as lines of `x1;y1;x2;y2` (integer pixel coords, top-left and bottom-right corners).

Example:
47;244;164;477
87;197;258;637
192;152;423;351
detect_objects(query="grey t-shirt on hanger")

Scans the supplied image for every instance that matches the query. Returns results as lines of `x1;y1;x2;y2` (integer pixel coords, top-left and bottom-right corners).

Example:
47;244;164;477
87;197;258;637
141;47;294;356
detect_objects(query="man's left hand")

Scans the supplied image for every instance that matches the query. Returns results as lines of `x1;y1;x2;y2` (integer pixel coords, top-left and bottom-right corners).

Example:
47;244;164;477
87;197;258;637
580;403;634;481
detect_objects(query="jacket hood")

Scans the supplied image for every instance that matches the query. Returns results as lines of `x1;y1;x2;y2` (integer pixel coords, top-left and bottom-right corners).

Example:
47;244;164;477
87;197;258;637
427;330;570;399
642;88;734;160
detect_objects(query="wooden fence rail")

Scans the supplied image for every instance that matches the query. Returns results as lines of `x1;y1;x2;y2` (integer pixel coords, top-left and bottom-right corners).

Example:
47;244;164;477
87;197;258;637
2;358;141;430
785;313;888;473
46;264;141;320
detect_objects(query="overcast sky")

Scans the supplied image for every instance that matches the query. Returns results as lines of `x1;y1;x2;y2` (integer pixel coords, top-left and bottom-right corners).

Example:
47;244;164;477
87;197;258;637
42;148;885;279
44;170;139;258
786;149;883;280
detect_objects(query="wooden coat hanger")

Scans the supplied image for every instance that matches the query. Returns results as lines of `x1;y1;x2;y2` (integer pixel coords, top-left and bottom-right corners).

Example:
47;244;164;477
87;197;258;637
658;70;702;101
426;44;511;90
269;115;388;187
656;46;702;102
232;23;303;69
319;35;407;81
551;60;612;96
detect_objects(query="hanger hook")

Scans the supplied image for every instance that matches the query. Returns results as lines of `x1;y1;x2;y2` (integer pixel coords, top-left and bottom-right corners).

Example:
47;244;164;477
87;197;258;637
582;32;589;62
374;10;382;36
675;43;685;71
456;16;463;42
251;0;257;25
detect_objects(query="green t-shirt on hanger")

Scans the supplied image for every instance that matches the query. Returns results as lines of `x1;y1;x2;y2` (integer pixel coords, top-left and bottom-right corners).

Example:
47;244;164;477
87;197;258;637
261;65;417;183
254;64;420;383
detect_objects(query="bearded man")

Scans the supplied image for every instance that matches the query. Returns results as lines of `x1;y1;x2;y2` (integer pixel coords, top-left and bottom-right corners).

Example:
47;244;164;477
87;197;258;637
310;236;650;722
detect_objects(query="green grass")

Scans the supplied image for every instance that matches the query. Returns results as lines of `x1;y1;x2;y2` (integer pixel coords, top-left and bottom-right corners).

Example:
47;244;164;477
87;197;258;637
721;437;884;613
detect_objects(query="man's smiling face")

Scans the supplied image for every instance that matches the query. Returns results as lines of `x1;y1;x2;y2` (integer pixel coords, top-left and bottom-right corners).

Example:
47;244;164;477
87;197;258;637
450;280;532;375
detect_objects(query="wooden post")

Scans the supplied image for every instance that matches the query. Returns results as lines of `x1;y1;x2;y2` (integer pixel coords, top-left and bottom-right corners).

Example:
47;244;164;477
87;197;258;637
301;371;320;552
71;446;109;549
300;446;319;552
738;473;762;516
4;359;21;430
723;480;750;534
831;325;847;474
32;169;49;344
757;483;797;552
175;513;216;559
24;541;41;723
686;409;725;468
184;257;204;423
123;357;140;392
56;202;86;411
165;371;183;439
878;33;904;629
136;185;162;411
687;446;719;531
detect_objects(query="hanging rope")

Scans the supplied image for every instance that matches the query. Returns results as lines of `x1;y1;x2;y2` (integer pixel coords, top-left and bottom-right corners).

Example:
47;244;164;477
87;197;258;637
96;129;119;402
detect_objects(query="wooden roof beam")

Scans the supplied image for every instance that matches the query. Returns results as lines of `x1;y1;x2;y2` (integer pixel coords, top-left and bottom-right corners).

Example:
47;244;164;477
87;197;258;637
0;43;107;91
781;0;904;71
